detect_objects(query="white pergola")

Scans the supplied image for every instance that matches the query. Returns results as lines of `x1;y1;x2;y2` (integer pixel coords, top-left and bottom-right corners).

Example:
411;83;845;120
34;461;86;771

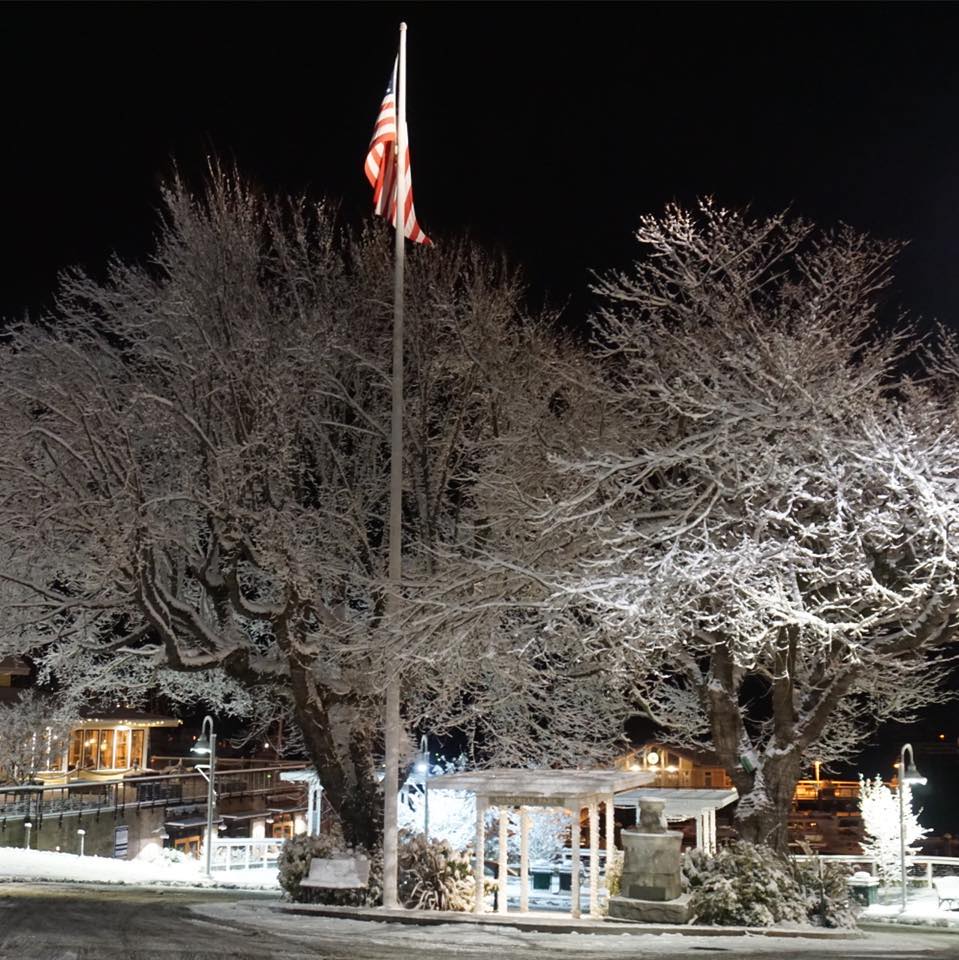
279;769;323;836
428;768;654;919
613;786;738;855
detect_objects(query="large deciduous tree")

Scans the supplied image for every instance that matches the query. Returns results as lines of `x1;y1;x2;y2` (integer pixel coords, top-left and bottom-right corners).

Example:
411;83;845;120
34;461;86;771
523;202;959;848
0;170;599;847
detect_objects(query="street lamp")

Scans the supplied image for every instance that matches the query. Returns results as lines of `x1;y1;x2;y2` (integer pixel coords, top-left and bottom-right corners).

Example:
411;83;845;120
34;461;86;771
414;735;430;839
77;828;86;856
898;743;927;912
191;715;217;878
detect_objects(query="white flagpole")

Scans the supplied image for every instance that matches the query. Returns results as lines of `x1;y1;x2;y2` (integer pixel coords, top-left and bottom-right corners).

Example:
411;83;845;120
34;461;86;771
382;20;407;912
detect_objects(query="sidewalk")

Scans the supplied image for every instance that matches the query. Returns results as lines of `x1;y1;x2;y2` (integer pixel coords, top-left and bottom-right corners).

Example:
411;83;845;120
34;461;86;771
274;902;862;939
859;888;959;931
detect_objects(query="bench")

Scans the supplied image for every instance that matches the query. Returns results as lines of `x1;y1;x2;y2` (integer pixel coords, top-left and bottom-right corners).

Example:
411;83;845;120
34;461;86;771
300;856;370;890
933;875;959;910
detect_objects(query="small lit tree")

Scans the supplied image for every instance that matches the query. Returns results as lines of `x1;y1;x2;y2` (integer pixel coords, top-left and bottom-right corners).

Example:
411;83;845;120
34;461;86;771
859;773;930;885
0;689;76;784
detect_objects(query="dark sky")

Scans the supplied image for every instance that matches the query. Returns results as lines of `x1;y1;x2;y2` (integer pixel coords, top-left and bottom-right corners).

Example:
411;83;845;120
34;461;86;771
2;2;958;822
2;2;958;328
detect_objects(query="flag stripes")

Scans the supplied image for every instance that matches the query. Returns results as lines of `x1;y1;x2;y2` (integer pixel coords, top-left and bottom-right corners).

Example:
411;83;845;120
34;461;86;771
364;59;430;245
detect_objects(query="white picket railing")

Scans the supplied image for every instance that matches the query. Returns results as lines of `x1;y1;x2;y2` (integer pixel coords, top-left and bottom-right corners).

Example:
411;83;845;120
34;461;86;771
791;853;959;887
210;837;283;872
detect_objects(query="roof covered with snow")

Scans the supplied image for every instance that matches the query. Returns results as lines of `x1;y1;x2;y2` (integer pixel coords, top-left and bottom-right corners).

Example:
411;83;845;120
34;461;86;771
614;786;738;817
426;768;655;805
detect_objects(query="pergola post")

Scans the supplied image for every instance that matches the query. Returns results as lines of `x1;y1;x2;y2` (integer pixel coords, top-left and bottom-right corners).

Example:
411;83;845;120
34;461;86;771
708;807;717;854
696;811;705;851
498;807;510;914
569;803;581;919
604;793;615;891
588;798;600;918
519;806;530;913
474;795;487;914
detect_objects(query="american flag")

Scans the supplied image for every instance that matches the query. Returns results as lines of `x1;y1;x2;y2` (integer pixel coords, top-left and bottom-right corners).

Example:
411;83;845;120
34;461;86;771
364;59;431;245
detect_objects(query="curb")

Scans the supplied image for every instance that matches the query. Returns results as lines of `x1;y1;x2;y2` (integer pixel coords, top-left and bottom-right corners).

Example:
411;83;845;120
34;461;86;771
858;920;959;935
273;903;862;939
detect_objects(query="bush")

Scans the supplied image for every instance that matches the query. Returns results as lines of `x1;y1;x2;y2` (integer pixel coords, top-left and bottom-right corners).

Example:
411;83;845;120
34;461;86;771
279;829;475;911
683;842;855;928
278;833;383;906
398;829;475;911
790;857;858;929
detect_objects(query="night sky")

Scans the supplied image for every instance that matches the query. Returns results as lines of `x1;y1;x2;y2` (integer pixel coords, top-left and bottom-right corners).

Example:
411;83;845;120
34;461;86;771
2;2;958;824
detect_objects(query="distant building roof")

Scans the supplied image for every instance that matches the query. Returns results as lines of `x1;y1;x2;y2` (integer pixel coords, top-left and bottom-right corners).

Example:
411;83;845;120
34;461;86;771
0;656;30;676
77;709;181;729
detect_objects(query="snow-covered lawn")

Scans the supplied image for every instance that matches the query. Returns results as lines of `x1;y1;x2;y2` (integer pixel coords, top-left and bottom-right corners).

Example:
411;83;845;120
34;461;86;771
861;886;959;928
0;847;279;889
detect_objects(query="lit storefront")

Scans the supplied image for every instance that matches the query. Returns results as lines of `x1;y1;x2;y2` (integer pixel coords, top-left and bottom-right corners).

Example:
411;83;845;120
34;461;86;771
47;712;181;781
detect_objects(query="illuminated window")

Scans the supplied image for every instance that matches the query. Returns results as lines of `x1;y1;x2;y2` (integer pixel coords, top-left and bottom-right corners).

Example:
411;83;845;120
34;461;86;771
69;731;82;768
83;731;98;768
98;729;115;769
130;730;145;768
114;731;129;768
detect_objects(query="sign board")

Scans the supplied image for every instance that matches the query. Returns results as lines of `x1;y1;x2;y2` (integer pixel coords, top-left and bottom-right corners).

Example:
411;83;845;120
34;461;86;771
488;795;570;808
113;825;129;859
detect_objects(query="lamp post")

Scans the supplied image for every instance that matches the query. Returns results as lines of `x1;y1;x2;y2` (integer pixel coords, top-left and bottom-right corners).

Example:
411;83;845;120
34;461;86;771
77;828;86;856
191;715;217;878
898;743;927;912
414;734;430;839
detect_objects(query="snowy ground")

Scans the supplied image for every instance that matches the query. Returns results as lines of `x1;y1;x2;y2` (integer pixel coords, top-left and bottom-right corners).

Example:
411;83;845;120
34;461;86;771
861;887;959;928
195;899;958;957
0;846;279;889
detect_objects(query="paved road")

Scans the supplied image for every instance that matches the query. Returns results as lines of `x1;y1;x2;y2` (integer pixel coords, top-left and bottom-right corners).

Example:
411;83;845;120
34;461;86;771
1;883;958;960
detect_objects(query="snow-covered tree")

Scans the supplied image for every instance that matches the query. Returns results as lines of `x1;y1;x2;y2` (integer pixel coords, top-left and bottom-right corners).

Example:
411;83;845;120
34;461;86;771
859;774;930;885
0;169;615;847
0;689;76;784
491;202;959;849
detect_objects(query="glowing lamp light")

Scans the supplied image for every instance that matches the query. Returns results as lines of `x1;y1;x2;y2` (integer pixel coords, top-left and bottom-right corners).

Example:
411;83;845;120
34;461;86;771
646;750;660;767
901;754;927;787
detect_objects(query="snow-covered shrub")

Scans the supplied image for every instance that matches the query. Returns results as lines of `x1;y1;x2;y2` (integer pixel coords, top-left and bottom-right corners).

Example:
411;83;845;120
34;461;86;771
160;847;188;865
859;774;930;886
684;843;856;928
398;829;474;911
790;857;858;929
278;834;382;906
605;848;624;901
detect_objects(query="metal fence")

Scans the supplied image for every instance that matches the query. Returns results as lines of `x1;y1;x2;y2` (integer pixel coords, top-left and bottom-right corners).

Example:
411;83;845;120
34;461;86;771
791;853;959;886
0;765;300;824
210;837;284;872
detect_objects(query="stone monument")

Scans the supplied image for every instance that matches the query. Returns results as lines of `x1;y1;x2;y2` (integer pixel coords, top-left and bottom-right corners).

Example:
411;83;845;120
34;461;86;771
607;797;690;923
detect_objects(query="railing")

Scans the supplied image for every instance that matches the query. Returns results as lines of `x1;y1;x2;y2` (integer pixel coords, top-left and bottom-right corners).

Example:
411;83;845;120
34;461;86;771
791;853;959;886
210;837;284;872
149;756;304;772
0;765;301;824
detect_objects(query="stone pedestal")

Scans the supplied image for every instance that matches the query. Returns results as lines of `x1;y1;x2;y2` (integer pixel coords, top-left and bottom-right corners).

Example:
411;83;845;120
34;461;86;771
608;892;690;924
608;797;687;924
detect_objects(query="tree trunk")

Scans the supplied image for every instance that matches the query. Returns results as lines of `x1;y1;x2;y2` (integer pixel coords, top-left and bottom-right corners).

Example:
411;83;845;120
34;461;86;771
729;754;802;854
286;666;384;851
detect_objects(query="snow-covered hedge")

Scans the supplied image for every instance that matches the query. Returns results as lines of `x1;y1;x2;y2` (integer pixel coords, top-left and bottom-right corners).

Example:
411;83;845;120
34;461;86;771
279;829;474;910
278;834;383;906
398;830;475;911
684;843;855;928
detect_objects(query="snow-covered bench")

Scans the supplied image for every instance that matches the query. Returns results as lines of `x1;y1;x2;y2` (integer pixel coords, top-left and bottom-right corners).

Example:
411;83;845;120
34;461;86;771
300;855;370;890
933;875;959;910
